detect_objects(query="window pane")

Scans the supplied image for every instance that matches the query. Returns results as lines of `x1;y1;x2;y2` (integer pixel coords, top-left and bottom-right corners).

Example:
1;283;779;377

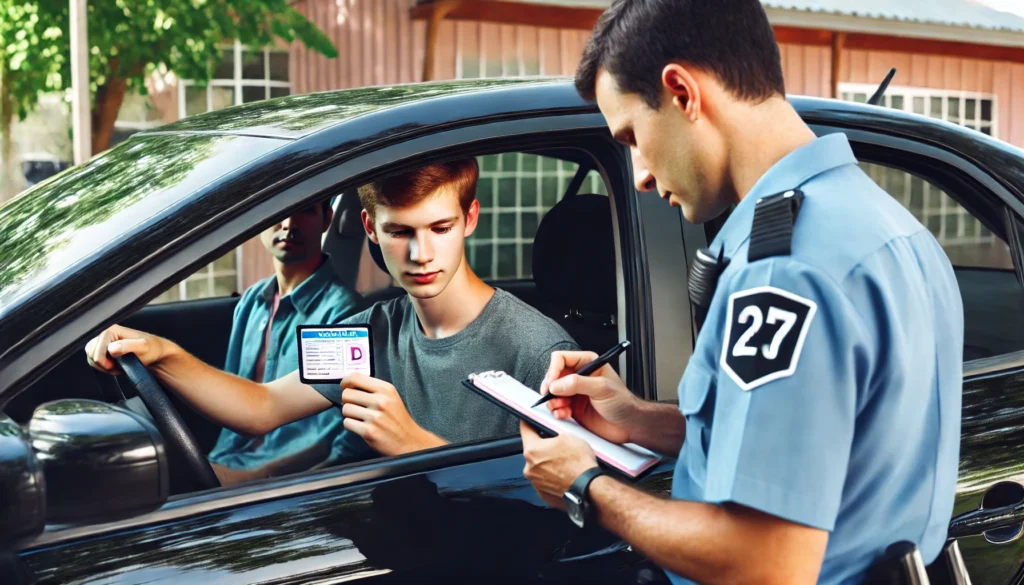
930;97;943;119
541;178;559;207
270;87;290;99
965;99;977;121
982;126;992;136
982;99;993;121
913;97;925;115
497;244;516;278
185;86;208;116
497;212;516;238
151;286;181;304
243;86;267;103
242;50;264;80
462;57;481;79
476;178;494;207
269;52;289;81
891;95;904;111
213;251;235;272
948;97;961;123
500;152;517;172
522;243;534;277
521;177;537;207
497;178;516;206
213;276;237;297
213;48;234;79
475;211;493;239
474;243;493;277
480;154;499;172
521;154;538;173
853;93;867;103
210;86;235;110
186;279;209;300
521;212;540;239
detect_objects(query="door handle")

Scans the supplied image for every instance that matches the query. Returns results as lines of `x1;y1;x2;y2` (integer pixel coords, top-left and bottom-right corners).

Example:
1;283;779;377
949;481;1024;544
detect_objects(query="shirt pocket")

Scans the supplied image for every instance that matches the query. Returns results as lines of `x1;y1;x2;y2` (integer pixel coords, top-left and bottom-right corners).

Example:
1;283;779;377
679;365;716;485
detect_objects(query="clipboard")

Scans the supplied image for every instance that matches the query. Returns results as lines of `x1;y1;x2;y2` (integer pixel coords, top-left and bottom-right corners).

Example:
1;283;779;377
463;371;662;479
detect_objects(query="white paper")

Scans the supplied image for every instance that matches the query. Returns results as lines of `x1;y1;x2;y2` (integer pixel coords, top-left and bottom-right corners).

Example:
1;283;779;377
470;371;661;477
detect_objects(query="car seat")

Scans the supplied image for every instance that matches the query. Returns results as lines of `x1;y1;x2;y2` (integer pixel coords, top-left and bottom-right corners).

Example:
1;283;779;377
531;194;619;356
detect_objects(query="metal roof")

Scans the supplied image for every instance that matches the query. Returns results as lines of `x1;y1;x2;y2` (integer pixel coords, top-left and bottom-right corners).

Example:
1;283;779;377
762;0;1024;34
434;0;1024;35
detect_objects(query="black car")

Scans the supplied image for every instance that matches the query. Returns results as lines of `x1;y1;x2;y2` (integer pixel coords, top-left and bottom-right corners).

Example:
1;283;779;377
2;78;1024;584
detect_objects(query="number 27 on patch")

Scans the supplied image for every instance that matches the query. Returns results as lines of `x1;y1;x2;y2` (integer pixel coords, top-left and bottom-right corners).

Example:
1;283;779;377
720;286;817;391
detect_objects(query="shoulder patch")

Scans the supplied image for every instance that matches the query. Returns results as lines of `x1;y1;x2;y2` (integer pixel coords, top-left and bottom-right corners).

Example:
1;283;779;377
719;286;817;391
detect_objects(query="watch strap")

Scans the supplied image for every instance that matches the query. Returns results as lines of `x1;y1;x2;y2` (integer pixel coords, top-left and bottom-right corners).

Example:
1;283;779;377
569;466;606;502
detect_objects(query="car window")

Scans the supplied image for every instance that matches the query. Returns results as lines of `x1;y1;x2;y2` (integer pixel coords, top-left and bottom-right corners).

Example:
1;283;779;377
469;153;607;281
859;161;1024;361
151;250;241;303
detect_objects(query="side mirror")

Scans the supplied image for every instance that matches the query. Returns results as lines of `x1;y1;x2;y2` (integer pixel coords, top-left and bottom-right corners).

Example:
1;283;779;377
0;414;45;546
29;399;169;524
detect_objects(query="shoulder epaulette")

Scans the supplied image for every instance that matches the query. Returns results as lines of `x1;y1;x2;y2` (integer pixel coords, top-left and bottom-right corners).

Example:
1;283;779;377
748;189;804;262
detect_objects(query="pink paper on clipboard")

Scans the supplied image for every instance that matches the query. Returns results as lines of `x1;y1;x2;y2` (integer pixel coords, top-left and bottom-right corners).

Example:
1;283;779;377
468;371;662;479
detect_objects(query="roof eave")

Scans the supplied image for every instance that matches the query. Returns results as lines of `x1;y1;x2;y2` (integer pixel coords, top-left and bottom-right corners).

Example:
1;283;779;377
764;7;1024;48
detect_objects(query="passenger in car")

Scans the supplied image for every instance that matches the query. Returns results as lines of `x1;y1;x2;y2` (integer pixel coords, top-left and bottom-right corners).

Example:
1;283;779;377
206;200;363;486
85;158;578;482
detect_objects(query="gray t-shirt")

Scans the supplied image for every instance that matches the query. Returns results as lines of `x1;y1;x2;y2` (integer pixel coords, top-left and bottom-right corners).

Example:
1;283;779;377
312;288;578;458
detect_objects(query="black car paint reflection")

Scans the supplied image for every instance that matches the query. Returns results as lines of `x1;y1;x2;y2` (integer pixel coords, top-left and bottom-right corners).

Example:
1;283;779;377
24;452;674;584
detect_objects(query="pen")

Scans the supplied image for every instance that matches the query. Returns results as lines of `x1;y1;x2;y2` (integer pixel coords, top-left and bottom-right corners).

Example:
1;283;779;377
531;340;631;408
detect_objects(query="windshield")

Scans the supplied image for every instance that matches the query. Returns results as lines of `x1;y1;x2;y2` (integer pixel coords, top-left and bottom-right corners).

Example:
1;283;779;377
0;133;284;313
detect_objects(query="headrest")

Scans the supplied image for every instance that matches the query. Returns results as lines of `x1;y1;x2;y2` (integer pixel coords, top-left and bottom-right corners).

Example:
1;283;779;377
532;194;616;315
369;238;387;273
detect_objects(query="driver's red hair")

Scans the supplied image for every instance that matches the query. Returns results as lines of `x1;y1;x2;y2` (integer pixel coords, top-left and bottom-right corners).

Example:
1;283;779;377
358;158;479;220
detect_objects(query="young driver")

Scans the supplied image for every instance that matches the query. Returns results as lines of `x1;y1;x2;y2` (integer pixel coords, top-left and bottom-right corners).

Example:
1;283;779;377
85;158;578;476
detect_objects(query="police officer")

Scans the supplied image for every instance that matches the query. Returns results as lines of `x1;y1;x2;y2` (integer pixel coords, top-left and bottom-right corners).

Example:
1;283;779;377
519;1;963;584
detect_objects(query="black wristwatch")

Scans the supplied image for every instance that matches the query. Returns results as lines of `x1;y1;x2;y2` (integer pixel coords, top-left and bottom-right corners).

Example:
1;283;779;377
563;466;606;528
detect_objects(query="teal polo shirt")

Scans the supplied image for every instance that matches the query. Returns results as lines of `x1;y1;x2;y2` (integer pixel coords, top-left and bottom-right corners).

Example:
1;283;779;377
207;257;363;470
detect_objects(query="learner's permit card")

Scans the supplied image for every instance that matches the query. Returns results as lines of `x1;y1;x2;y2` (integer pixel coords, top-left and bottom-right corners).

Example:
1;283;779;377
296;324;375;384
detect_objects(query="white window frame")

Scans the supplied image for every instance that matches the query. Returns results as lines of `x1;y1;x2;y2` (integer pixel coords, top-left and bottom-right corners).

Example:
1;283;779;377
177;40;291;119
469;154;607;280
839;84;998;138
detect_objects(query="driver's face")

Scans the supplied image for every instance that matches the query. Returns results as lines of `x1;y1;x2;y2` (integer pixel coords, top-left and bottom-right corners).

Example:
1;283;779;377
365;187;478;299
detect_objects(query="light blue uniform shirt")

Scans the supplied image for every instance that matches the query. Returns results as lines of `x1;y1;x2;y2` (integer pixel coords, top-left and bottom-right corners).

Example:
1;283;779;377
208;258;363;470
670;133;963;585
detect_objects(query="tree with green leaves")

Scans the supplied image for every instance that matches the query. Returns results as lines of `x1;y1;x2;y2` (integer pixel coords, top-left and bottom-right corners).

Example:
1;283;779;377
84;0;337;153
0;0;67;200
0;0;337;201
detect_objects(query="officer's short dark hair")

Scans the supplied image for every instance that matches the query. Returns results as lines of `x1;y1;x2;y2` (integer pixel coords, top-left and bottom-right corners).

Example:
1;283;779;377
575;0;786;109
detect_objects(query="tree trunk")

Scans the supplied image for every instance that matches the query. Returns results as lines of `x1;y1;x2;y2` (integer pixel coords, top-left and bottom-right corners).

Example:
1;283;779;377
0;67;20;203
90;75;128;155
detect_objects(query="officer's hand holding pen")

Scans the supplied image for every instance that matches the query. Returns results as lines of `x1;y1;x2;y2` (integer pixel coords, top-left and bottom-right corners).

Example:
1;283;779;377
537;342;640;446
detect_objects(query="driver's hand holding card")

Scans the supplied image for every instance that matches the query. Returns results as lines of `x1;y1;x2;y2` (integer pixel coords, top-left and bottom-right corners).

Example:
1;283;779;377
297;325;445;456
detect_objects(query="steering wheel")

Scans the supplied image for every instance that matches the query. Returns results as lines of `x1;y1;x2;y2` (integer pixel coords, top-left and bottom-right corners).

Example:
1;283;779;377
116;354;220;490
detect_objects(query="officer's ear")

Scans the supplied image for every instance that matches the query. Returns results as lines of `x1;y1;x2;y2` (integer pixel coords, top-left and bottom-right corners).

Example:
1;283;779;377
660;63;701;123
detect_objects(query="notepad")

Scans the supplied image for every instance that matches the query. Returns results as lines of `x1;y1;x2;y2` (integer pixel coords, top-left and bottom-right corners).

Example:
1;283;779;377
465;371;662;479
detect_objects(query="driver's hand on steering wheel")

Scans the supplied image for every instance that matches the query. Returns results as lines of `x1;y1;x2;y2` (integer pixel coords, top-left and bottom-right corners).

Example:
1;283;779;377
85;324;170;375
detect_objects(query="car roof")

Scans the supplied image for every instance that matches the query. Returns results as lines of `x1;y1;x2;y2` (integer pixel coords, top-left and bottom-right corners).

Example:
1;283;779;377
2;78;1024;387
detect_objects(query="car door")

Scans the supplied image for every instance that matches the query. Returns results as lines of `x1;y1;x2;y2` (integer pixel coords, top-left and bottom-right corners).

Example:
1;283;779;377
11;110;688;584
823;123;1024;585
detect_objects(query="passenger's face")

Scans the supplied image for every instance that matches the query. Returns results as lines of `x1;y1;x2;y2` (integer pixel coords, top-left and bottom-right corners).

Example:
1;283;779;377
364;187;478;300
596;69;726;224
260;203;331;263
